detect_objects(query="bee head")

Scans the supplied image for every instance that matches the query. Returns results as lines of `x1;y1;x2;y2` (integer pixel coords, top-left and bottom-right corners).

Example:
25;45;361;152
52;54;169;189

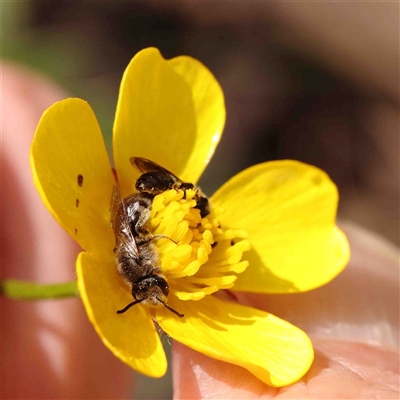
116;275;183;317
132;275;169;304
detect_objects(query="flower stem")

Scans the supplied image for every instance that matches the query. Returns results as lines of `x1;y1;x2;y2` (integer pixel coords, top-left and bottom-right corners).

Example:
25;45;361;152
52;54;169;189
0;280;79;300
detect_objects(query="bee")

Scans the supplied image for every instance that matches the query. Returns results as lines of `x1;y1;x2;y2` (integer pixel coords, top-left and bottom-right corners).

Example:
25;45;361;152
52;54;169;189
110;185;184;318
130;157;210;218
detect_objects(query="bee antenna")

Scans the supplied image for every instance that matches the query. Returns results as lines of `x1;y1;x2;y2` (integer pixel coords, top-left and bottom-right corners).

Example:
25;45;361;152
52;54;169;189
117;298;145;314
158;299;184;318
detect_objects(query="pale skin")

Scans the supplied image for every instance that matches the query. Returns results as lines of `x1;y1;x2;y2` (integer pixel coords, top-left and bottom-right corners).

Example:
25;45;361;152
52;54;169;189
173;225;400;399
2;3;399;394
1;64;135;399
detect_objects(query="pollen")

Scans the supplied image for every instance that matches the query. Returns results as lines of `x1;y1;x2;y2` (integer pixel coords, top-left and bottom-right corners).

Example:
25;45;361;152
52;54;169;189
148;189;251;301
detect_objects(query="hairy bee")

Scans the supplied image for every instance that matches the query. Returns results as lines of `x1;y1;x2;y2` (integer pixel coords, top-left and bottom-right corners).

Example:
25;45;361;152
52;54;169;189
110;185;183;317
130;157;210;218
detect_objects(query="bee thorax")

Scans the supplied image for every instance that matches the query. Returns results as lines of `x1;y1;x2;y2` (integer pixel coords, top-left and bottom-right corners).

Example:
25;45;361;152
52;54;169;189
116;247;156;283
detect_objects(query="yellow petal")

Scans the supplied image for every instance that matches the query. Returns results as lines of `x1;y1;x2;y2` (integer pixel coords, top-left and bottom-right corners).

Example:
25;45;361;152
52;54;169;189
212;160;350;293
156;295;313;387
31;99;115;255
167;55;225;182
77;252;167;377
113;47;225;196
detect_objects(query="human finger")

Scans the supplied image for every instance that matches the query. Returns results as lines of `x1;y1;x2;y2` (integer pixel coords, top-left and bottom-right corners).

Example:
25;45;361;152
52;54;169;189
172;223;399;398
1;62;133;398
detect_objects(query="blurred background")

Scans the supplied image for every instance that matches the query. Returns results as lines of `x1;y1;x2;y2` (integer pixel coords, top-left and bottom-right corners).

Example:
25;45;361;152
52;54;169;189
2;1;398;398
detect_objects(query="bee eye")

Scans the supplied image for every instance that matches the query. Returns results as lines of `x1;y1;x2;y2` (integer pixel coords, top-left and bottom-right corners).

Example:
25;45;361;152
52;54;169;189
154;276;169;296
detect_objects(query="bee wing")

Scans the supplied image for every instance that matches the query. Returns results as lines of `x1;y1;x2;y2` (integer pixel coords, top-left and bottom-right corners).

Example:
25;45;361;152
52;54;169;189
110;185;139;256
130;157;183;184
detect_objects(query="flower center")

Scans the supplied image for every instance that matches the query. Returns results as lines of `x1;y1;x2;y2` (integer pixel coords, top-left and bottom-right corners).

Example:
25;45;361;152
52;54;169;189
148;189;250;301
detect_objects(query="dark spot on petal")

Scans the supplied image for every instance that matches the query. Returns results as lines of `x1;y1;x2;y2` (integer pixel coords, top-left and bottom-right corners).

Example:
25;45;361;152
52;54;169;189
312;174;322;185
75;199;80;207
77;174;84;187
75;228;78;234
211;241;218;248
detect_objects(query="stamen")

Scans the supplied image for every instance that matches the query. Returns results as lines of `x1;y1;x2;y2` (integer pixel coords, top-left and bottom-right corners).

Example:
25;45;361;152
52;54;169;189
147;189;251;302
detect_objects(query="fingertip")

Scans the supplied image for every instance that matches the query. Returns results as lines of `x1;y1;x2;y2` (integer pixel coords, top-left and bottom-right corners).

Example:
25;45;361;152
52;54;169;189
172;342;276;399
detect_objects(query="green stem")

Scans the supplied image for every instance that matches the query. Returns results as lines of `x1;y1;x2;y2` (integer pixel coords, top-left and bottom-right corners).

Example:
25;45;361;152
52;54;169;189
1;280;79;300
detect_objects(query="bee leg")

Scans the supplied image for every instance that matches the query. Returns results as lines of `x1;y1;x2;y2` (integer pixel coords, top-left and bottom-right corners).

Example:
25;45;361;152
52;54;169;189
133;209;151;231
138;234;177;245
153;234;177;244
172;183;186;199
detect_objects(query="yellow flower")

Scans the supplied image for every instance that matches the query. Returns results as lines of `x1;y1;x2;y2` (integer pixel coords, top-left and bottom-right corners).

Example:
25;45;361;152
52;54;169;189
30;48;350;387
